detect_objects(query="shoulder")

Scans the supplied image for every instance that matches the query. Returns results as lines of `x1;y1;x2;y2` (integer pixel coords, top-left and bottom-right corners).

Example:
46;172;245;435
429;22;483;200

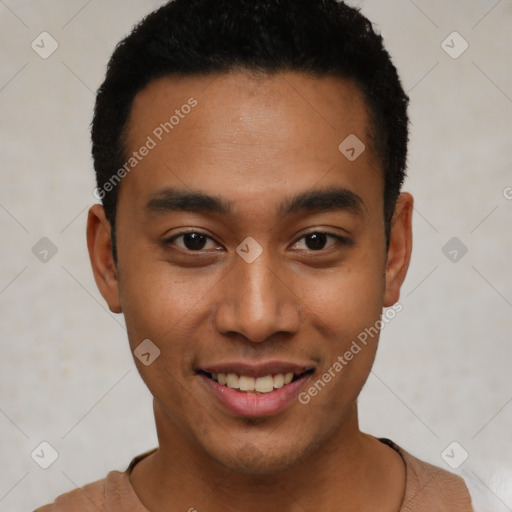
33;480;105;511
387;440;474;512
33;471;124;512
33;449;156;512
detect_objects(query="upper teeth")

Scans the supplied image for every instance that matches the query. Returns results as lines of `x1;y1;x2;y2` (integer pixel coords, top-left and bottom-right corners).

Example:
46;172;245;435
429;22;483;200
211;372;294;393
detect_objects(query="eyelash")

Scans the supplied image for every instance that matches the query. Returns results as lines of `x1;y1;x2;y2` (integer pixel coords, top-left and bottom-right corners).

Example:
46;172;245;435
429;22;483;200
164;230;351;254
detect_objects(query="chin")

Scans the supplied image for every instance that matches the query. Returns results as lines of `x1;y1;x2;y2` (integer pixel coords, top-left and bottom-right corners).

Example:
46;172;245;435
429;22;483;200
223;450;300;475
205;435;318;476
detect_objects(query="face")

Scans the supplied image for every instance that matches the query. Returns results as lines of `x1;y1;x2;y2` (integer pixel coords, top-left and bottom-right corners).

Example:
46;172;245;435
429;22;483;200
88;71;412;474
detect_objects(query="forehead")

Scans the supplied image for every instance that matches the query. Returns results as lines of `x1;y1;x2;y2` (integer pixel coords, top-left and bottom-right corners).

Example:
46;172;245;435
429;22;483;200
126;70;372;146
119;71;381;218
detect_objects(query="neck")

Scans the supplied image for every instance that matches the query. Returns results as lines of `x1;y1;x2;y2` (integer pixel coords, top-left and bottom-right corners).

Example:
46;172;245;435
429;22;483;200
130;400;405;512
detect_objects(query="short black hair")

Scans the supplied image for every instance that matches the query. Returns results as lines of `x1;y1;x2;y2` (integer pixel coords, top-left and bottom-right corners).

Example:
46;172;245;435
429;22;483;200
92;0;409;263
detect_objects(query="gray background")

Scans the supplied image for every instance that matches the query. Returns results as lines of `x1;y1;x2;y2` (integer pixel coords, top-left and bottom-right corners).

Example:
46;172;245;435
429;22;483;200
0;1;511;510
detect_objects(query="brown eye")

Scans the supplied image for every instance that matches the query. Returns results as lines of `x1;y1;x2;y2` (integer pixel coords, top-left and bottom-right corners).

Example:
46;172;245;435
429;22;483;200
167;232;219;252
304;233;328;250
291;232;349;252
182;233;207;250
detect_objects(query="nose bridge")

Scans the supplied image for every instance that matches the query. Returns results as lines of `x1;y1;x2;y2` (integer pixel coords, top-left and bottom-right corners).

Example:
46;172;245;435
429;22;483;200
213;250;301;342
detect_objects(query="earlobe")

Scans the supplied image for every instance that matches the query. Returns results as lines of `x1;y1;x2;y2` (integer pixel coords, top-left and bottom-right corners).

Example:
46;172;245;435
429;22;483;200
383;192;413;307
86;204;122;313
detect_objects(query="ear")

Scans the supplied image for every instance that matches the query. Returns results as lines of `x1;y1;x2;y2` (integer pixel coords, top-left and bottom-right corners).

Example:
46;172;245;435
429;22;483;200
383;192;413;307
86;204;122;313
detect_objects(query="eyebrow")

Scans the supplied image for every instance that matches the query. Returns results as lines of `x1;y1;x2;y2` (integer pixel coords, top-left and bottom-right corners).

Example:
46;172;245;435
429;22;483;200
276;187;365;218
145;188;232;216
145;186;365;219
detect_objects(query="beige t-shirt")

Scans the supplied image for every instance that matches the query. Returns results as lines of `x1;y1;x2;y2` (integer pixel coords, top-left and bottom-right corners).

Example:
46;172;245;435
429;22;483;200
34;439;473;512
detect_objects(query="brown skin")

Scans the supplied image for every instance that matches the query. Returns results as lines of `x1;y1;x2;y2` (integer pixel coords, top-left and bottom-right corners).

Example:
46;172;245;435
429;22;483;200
87;71;413;512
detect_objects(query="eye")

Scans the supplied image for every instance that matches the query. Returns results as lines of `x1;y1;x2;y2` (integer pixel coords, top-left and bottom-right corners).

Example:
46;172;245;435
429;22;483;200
166;231;221;252
290;232;350;251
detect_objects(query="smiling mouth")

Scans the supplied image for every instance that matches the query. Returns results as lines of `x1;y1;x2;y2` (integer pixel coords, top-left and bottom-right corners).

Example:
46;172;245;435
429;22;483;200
199;370;314;394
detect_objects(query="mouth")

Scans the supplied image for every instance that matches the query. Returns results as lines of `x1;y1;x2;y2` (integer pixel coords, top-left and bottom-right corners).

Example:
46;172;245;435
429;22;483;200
196;365;315;418
198;369;315;394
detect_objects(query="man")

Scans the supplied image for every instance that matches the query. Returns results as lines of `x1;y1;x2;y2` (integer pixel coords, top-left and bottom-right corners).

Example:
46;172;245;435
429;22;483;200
36;0;473;510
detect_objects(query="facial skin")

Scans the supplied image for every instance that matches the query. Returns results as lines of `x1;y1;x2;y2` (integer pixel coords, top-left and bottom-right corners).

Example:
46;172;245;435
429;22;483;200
87;71;413;512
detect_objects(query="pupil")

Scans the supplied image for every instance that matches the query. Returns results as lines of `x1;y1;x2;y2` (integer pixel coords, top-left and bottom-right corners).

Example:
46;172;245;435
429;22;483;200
306;233;326;250
184;233;207;250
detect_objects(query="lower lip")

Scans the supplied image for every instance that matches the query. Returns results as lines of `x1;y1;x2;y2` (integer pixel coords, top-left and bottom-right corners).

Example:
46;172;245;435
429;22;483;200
199;373;312;418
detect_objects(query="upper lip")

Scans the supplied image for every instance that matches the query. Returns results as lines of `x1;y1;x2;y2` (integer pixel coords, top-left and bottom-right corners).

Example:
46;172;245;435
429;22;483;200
198;361;315;378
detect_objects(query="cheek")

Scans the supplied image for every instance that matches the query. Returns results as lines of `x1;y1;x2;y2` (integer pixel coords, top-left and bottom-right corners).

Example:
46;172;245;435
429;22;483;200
118;263;214;423
294;263;385;400
296;261;386;336
119;258;216;336
117;260;223;404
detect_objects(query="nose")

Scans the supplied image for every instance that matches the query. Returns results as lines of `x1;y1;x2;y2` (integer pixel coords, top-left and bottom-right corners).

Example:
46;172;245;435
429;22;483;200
212;250;302;343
